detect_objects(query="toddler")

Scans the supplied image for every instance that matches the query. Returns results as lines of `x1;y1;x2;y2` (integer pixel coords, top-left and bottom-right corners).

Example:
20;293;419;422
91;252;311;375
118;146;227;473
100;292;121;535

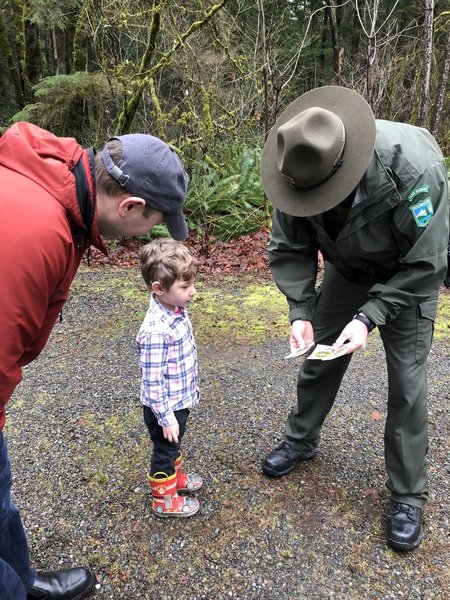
137;238;202;517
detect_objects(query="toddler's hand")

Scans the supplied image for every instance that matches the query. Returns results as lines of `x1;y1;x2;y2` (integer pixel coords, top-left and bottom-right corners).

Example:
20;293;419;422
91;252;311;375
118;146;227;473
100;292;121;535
163;422;179;444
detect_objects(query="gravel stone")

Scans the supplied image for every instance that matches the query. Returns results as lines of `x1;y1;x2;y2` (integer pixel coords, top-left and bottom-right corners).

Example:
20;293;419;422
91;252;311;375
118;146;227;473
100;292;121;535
5;269;450;599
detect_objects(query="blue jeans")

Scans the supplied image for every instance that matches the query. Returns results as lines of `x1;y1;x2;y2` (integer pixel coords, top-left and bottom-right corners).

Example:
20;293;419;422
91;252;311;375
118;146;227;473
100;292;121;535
0;432;35;599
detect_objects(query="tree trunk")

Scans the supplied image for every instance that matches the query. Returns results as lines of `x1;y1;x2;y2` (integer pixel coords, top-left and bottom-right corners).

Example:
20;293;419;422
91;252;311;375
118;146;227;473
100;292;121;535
0;8;24;106
71;0;92;72
257;0;270;140
356;0;380;108
10;0;30;100
256;0;270;223
366;36;375;108
24;17;41;87
417;0;434;127
430;25;450;139
319;8;329;77
51;27;59;75
137;0;161;76
326;1;342;84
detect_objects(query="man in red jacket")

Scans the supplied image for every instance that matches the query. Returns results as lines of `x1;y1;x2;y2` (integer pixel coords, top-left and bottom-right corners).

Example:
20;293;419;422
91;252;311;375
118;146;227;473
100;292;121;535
0;122;189;600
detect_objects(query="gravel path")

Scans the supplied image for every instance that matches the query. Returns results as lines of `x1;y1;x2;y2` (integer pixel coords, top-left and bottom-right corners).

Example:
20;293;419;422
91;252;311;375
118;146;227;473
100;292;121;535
6;268;450;599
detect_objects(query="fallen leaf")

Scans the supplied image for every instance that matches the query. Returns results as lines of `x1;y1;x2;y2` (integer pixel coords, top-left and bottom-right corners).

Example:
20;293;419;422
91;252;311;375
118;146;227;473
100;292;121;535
362;487;382;501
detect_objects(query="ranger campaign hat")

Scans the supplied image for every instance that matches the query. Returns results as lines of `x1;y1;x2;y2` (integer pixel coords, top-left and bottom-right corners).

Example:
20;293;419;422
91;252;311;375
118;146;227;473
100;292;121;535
261;86;376;217
102;134;189;240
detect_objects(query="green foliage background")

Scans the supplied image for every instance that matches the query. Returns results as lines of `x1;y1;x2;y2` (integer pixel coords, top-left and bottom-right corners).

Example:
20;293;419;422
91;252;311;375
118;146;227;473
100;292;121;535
0;0;449;239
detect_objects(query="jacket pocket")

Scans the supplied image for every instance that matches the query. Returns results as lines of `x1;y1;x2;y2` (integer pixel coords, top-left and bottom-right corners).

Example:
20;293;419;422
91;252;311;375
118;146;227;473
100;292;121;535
415;295;438;364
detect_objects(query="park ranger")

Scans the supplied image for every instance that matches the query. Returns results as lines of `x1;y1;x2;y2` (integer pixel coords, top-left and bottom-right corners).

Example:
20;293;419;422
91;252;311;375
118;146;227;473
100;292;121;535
260;86;449;551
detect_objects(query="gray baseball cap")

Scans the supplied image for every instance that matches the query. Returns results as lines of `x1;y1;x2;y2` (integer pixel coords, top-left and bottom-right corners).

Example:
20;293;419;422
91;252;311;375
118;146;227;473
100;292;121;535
101;133;189;240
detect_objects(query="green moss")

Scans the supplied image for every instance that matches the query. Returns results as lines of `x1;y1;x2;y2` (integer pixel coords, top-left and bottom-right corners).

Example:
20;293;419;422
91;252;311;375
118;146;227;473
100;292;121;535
72;267;143;301
190;280;288;344
71;270;289;346
72;268;450;346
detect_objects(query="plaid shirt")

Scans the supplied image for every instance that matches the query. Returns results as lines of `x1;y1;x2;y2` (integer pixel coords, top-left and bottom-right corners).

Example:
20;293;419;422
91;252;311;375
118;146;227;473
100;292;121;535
136;295;199;427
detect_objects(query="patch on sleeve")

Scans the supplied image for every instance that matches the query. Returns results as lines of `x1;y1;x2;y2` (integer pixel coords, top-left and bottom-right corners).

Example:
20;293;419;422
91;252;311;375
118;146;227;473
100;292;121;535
407;185;430;202
410;197;434;228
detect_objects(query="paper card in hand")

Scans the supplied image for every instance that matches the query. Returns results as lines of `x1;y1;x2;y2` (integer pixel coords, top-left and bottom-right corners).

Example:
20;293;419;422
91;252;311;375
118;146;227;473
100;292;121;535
284;343;314;360
307;343;350;361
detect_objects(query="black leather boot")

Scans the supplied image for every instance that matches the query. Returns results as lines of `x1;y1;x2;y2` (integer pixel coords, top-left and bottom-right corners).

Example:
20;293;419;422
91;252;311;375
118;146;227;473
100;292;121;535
387;502;423;551
27;567;96;599
263;441;316;477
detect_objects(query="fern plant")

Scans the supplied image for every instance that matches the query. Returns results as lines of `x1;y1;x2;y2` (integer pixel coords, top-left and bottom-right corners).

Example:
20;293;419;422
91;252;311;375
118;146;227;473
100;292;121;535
185;143;268;241
10;72;119;146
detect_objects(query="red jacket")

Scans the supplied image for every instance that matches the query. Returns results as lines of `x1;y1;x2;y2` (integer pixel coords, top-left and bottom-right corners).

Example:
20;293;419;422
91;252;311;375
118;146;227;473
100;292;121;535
0;122;107;430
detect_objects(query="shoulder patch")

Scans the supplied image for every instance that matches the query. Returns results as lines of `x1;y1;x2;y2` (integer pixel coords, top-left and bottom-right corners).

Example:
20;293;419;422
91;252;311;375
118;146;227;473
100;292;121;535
407;185;430;202
410;197;434;228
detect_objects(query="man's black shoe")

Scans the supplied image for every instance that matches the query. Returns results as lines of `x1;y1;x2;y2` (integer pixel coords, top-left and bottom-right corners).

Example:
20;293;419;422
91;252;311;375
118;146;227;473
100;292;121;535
263;441;316;477
27;567;96;599
387;502;423;551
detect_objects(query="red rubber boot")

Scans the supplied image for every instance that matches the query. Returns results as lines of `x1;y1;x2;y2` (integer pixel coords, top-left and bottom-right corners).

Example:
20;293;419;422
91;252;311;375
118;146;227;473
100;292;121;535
148;471;199;518
174;452;203;493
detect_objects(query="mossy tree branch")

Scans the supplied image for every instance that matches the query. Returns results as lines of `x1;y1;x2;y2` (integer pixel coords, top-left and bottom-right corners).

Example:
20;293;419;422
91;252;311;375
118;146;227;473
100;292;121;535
71;0;92;72
115;0;229;135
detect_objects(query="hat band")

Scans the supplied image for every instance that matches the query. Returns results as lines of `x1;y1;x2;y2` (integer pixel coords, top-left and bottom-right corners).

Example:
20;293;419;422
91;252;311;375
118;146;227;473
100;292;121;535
287;156;344;191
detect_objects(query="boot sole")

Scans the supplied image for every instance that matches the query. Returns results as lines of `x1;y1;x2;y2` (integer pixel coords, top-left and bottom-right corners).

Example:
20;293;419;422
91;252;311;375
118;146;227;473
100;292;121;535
152;505;200;518
178;483;203;493
262;463;297;477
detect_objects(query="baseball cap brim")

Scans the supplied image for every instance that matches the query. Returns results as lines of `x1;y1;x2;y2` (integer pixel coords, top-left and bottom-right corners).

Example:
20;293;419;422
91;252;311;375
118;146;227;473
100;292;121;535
164;212;189;241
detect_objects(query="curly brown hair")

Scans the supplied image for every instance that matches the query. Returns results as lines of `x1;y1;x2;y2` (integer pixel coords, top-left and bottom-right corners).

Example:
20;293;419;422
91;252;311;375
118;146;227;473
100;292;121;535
140;238;199;290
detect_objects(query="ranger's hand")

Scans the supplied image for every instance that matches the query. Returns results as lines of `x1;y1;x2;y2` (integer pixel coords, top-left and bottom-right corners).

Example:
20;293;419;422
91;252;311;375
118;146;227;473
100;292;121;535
290;319;314;354
333;319;368;354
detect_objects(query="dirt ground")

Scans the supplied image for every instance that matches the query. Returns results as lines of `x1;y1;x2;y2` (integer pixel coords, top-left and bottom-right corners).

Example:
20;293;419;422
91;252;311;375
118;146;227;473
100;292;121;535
6;267;450;599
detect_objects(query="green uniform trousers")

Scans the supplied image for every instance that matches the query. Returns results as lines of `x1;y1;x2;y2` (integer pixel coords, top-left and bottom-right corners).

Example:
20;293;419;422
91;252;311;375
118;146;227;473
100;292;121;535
285;264;438;507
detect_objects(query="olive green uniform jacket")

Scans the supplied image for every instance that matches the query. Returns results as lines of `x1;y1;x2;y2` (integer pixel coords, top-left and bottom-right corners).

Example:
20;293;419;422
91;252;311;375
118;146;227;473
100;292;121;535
269;120;449;325
268;120;449;506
